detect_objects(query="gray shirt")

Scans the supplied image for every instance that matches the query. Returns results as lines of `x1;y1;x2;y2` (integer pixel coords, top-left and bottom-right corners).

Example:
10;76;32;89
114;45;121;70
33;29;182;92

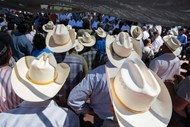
68;64;114;120
0;100;80;127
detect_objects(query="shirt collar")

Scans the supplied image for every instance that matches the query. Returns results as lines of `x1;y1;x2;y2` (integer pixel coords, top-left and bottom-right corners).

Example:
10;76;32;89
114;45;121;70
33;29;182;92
19;100;57;108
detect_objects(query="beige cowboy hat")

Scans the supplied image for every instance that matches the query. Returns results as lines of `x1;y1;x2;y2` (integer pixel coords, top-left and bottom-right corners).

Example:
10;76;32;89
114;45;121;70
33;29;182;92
46;24;76;53
163;35;181;56
106;32;142;68
106;58;172;127
78;32;96;47
95;27;107;38
11;53;70;102
130;26;143;40
42;21;55;32
74;40;84;52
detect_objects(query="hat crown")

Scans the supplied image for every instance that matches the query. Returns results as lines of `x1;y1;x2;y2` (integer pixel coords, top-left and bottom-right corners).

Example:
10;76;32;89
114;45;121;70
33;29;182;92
82;32;92;42
112;32;133;57
133;27;141;38
163;35;181;53
52;24;70;45
131;26;143;39
44;21;54;30
28;53;57;84
114;59;161;112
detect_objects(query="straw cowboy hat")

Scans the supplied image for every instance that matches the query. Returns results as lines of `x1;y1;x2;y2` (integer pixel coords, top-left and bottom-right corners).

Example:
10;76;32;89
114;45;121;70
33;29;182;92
130;26;143;40
106;58;172;127
95;27;107;38
42;21;55;32
78;32;96;47
163;35;181;56
74;40;84;52
106;32;142;68
11;53;70;102
46;24;76;53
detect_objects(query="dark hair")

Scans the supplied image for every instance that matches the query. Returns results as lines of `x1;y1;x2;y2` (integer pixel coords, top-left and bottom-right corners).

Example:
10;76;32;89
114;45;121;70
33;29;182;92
82;18;91;29
143;39;151;46
33;33;46;50
153;31;158;35
17;21;30;34
0;41;10;66
7;21;15;30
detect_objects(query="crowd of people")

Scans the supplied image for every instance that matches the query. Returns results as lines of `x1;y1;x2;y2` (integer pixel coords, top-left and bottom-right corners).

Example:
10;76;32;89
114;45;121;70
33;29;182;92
0;9;190;127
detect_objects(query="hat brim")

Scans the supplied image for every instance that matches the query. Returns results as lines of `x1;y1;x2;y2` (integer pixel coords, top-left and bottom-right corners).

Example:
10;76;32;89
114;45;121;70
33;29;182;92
42;25;55;33
106;61;172;127
11;56;70;102
95;30;107;38
163;35;181;56
46;28;75;53
130;26;143;40
106;35;142;68
73;40;84;52
78;36;96;47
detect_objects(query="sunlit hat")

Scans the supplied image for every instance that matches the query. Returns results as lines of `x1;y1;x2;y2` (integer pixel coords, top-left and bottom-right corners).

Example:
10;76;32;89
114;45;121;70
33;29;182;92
130;26;143;40
95;27;107;38
106;58;172;127
74;40;84;52
106;32;142;67
163;35;181;56
46;24;76;53
42;21;55;32
78;32;96;47
11;53;70;102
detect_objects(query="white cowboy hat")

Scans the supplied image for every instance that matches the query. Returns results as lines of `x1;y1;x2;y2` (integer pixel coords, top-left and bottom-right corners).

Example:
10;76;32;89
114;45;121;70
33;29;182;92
46;24;76;53
95;27;107;38
78;32;96;47
163;35;181;56
130;26;143;40
106;32;142;68
106;58;172;127
11;53;70;102
74;40;84;52
42;21;55;32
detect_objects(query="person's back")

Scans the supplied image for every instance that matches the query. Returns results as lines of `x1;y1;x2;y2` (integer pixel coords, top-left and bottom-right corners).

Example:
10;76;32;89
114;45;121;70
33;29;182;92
0;100;79;127
0;53;80;127
149;35;181;81
0;32;22;112
11;21;33;61
68;64;114;126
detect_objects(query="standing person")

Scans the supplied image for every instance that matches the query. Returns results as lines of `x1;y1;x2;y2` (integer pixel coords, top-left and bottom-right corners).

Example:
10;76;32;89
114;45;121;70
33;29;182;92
77;18;93;36
151;31;164;54
11;21;33;61
106;58;172;127
149;35;181;81
177;28;187;59
78;32;97;71
142;39;154;67
0;53;80;127
0;33;22;112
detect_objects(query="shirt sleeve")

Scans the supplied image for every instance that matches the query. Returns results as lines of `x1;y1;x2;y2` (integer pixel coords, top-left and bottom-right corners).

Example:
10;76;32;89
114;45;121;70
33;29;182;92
67;73;94;114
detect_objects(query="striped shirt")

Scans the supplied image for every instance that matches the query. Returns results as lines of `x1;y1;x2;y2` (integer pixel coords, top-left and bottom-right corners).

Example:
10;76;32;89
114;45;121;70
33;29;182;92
80;48;97;71
0;66;22;112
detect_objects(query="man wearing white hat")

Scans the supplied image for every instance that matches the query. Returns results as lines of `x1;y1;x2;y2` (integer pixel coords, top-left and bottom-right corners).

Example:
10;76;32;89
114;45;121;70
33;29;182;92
44;23;88;106
106;58;172;127
149;35;181;81
68;32;142;127
0;53;80;127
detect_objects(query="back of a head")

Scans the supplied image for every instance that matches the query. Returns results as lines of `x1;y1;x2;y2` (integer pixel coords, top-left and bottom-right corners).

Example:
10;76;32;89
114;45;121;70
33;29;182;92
0;40;11;66
82;18;90;29
17;21;30;34
33;33;46;50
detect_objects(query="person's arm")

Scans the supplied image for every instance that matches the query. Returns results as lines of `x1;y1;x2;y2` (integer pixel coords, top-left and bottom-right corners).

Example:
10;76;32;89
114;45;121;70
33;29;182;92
67;73;94;115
